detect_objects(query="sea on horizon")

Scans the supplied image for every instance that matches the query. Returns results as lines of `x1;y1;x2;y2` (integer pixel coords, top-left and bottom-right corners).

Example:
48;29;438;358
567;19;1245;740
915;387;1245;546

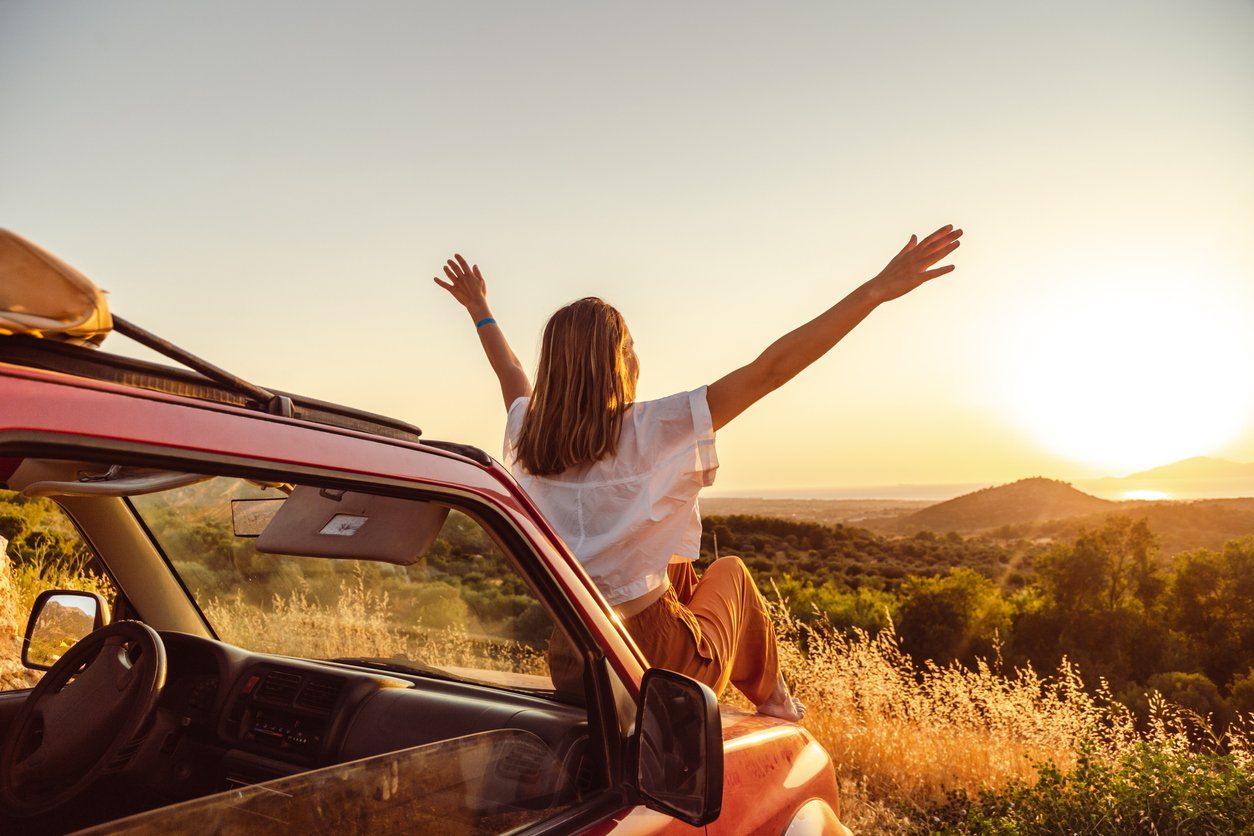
706;477;1254;504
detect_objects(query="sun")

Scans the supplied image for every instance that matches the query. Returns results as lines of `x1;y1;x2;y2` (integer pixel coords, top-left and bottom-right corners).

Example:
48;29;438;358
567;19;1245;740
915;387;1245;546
998;275;1254;474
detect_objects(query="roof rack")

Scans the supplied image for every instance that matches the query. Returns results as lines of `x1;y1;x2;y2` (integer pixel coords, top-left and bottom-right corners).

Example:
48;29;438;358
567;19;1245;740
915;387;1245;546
112;315;296;417
0;332;426;444
0;229;499;460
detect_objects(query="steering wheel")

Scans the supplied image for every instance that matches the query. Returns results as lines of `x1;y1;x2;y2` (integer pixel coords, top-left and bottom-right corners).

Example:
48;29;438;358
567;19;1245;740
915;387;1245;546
0;621;166;818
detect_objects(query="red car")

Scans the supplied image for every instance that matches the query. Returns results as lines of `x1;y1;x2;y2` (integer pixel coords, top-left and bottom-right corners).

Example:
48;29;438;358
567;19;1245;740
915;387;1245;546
0;236;847;834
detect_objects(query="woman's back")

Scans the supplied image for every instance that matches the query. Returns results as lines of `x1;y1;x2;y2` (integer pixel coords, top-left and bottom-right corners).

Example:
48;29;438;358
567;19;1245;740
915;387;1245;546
504;386;718;605
435;225;960;720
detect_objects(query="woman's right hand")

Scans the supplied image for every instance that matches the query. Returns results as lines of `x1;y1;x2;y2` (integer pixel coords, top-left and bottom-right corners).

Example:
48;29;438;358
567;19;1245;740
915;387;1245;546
865;225;963;304
434;253;491;320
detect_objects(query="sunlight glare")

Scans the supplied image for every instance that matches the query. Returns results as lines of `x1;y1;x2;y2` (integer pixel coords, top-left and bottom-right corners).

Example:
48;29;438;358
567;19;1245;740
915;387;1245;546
1121;490;1170;501
999;273;1254;474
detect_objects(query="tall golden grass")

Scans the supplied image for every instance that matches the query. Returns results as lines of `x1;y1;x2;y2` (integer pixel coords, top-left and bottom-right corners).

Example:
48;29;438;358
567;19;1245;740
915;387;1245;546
202;572;548;679
768;599;1252;832
0;548;113;690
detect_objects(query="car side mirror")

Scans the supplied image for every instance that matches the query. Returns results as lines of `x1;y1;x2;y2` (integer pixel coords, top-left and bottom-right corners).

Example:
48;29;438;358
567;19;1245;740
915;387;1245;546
630;668;723;827
22;589;110;670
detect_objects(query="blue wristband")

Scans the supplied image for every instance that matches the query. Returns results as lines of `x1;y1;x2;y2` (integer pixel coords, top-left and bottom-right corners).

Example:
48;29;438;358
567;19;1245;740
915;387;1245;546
475;317;497;329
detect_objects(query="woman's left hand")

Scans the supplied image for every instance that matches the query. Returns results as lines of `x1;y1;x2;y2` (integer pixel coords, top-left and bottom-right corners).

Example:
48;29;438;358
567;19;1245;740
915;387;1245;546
866;225;963;303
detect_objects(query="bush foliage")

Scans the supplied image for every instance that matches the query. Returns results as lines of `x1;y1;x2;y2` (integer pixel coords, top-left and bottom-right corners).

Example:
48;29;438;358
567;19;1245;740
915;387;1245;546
932;745;1254;835
702;513;1254;733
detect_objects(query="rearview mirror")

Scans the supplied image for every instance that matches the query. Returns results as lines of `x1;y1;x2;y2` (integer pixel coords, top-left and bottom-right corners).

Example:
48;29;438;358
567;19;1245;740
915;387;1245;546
631;668;723;826
232;498;285;536
23;589;110;670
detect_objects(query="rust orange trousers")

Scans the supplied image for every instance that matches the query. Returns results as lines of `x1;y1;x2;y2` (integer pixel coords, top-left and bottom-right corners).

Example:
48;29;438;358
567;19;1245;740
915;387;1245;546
621;557;780;705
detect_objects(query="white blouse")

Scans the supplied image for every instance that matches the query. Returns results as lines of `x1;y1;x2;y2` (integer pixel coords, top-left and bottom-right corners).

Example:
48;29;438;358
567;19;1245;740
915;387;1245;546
503;387;719;605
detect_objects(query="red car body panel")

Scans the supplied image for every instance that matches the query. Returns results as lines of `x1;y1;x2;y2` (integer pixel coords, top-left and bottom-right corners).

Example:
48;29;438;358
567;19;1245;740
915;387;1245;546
0;363;649;689
591;713;840;835
0;360;845;834
716;712;842;834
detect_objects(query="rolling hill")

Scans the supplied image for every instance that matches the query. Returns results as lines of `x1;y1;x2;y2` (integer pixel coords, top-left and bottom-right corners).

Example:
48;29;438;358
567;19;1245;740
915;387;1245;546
720;478;1254;557
877;477;1116;533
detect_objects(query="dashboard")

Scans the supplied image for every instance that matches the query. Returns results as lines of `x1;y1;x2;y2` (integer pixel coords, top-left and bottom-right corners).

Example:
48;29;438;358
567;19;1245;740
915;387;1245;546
138;631;593;805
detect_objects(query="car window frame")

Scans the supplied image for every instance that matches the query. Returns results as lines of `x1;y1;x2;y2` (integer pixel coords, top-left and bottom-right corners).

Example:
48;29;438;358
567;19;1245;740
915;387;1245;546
0;433;633;830
126;482;566;700
0;489;128;695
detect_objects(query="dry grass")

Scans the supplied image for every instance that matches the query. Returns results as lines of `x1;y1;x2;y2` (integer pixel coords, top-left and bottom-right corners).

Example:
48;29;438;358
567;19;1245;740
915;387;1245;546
0;549;114;690
202;571;549;679
767;599;1252;832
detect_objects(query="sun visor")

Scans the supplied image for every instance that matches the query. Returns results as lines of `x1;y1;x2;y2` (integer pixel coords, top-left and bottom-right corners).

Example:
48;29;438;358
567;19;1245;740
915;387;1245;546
254;486;451;565
0;229;112;346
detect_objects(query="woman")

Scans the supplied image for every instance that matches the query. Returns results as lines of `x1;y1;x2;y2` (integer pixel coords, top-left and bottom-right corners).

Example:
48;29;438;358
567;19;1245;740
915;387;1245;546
434;225;961;720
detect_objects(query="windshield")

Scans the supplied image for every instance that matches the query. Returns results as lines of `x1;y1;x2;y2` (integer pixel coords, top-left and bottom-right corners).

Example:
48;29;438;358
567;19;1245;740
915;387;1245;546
129;477;572;697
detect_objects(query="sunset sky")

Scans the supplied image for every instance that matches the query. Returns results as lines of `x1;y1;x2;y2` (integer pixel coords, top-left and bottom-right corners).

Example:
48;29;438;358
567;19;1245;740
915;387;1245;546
3;2;1252;494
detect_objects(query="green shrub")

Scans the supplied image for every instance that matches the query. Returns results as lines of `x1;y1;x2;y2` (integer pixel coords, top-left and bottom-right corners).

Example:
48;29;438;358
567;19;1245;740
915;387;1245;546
406;582;470;630
929;745;1254;835
771;575;894;634
0;512;27;543
1145;671;1230;727
1230;669;1254;721
896;568;1010;666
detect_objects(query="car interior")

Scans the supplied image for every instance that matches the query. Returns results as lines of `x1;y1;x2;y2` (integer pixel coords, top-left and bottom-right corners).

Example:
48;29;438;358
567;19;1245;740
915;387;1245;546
0;456;608;834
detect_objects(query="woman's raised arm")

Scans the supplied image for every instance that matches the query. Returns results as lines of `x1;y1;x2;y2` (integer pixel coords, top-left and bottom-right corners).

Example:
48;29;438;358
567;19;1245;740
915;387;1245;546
706;225;962;431
434;253;532;409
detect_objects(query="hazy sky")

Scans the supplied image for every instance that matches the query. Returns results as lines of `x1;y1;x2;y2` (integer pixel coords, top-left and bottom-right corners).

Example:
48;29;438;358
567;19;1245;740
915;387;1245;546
3;1;1252;493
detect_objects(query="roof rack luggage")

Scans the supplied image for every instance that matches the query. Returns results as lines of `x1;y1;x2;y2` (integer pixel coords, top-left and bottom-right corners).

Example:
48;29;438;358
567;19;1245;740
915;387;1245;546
0;228;112;345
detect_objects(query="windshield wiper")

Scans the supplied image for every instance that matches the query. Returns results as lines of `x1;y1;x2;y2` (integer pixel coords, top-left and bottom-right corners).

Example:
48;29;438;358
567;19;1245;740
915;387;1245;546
324;656;559;698
323;656;463;683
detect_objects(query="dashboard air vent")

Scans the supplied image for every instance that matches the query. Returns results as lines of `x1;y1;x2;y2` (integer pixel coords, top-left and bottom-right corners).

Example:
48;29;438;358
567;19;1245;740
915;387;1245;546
495;742;548;784
294;676;345;714
256;669;302;705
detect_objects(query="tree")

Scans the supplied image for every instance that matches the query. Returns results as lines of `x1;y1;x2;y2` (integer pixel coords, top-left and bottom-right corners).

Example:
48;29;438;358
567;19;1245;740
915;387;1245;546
1145;671;1230;727
1169;537;1254;689
1230;669;1254;720
896;568;1010;666
1020;518;1168;688
0;511;27;543
1038;517;1163;615
1038;535;1107;613
1125;518;1164;610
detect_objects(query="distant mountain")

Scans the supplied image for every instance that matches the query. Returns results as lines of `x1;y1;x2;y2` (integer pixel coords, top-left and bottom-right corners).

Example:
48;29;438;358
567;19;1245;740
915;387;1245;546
37;599;95;637
883;478;1116;533
1077;457;1254;500
1123;457;1254;481
705;473;1254;557
129;476;280;524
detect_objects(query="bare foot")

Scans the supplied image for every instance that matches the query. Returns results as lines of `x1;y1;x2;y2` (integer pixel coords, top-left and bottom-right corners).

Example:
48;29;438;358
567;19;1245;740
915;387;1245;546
756;672;806;722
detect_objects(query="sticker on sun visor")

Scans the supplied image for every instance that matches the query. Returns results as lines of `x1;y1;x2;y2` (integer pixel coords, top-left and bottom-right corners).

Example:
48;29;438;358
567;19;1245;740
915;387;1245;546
319;514;369;536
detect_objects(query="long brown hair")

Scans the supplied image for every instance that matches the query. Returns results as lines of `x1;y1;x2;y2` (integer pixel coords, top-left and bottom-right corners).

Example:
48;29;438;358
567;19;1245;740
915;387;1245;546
514;297;638;476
